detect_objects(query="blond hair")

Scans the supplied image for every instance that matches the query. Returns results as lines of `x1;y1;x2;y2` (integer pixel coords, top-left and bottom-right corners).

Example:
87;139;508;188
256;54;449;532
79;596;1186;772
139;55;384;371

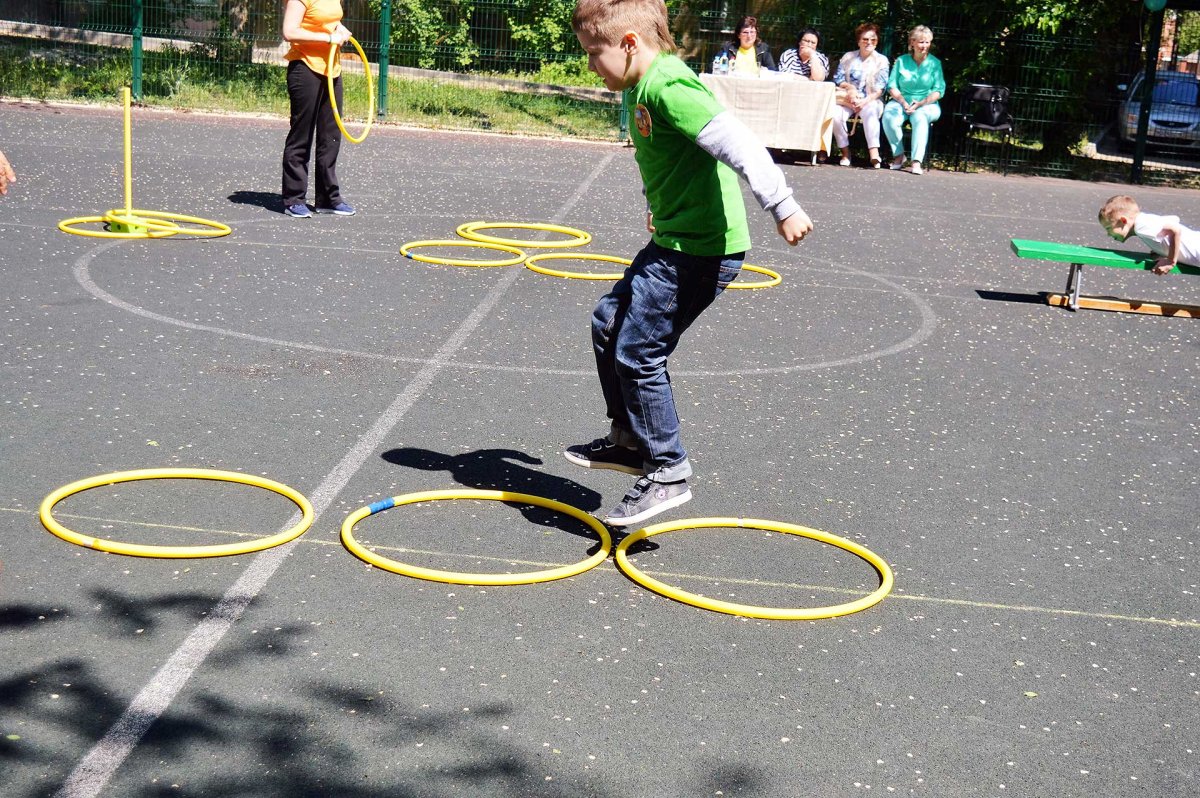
1099;195;1139;225
909;25;933;45
572;0;676;50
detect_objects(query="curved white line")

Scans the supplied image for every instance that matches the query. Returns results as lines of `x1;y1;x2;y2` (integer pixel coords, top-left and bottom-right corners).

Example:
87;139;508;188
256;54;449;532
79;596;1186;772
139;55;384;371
74;238;938;378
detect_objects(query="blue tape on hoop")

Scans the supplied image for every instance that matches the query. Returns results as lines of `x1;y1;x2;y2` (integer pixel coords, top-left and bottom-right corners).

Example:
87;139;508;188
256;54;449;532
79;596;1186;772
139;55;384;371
368;497;396;514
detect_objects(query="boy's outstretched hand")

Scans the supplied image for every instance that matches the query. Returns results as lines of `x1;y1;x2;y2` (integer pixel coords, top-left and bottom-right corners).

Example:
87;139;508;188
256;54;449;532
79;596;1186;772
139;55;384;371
777;209;813;245
1152;256;1176;275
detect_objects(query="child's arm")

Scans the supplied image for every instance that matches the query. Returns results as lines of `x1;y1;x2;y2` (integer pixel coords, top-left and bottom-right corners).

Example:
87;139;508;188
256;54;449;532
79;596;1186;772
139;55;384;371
1152;219;1182;275
695;112;813;244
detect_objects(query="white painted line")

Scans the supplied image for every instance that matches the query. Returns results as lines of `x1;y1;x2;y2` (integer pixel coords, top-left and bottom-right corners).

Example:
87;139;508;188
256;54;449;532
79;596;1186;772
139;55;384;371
53;151;619;798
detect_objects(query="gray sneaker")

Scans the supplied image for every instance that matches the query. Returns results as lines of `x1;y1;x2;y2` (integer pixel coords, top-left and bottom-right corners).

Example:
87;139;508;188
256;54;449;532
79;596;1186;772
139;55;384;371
603;477;691;527
564;437;645;475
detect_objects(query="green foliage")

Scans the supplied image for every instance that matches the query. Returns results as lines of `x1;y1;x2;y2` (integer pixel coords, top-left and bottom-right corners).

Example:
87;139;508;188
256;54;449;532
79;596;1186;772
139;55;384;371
523;55;597;86
506;0;578;56
1176;11;1200;57
372;0;479;69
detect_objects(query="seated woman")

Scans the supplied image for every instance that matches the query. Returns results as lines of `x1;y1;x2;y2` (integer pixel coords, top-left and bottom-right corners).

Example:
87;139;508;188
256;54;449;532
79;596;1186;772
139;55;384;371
717;16;777;76
883;25;945;175
831;22;890;167
778;28;829;82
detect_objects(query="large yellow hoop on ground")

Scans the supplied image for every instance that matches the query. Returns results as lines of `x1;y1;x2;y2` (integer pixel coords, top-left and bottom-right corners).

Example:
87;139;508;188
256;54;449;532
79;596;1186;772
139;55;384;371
525;252;630;280
456;221;592;249
727;264;782;289
401;240;527;267
341;489;612;585
327;36;375;144
614;517;893;619
39;468;314;558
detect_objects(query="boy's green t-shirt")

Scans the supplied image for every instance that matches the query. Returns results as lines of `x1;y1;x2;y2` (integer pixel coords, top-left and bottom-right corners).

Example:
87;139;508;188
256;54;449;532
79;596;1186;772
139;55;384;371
626;54;751;256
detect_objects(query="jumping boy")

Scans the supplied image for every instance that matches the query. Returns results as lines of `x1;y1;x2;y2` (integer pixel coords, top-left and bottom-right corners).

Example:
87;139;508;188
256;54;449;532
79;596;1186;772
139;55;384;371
565;0;813;527
1099;194;1200;275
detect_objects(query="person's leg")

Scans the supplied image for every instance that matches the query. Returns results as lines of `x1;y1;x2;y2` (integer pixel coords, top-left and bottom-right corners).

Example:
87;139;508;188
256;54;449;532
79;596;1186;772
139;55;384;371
832;105;852;160
881;101;906;163
590;258;638;450
314;74;344;208
565;244;649;476
908;104;942;165
862;99;883;163
615;242;742;483
282;61;321;207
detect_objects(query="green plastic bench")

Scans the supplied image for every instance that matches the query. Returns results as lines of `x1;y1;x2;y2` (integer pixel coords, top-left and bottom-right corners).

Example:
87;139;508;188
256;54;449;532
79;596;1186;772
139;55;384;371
1010;238;1199;312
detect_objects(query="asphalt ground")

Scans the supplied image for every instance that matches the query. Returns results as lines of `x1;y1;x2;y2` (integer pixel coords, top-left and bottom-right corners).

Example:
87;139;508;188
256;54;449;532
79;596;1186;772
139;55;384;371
0;99;1196;798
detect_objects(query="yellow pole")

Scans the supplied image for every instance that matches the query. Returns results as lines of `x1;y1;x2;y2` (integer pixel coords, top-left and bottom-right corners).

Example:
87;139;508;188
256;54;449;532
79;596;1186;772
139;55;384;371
122;86;133;215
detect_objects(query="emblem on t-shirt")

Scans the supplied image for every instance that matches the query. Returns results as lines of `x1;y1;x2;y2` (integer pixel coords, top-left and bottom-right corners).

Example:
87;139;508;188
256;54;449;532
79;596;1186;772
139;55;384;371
634;104;652;137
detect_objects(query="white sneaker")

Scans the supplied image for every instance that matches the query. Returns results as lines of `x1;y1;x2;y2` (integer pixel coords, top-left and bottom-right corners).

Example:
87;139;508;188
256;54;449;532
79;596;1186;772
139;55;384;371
889;155;905;170
911;162;924;175
838;157;851;167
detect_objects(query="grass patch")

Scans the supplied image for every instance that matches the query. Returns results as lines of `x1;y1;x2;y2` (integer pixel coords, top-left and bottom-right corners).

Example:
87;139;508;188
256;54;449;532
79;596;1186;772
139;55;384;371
0;36;621;139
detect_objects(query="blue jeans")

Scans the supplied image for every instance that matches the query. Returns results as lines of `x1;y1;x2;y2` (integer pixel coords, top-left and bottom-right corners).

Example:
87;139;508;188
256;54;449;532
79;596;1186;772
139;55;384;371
591;240;744;483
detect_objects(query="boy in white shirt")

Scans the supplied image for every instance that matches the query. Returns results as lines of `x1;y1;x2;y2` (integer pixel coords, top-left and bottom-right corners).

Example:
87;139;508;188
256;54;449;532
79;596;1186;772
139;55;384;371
1099;194;1200;275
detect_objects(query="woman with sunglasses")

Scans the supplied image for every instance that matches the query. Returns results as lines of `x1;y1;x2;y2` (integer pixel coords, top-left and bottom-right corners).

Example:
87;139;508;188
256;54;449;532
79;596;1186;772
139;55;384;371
831;22;890;167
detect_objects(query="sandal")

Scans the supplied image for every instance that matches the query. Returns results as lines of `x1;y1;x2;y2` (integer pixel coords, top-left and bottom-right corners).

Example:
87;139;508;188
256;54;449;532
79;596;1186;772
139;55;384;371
871;158;882;169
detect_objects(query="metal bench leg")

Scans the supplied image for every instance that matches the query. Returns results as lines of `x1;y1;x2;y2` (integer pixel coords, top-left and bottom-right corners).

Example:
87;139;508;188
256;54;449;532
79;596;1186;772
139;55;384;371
1066;262;1082;311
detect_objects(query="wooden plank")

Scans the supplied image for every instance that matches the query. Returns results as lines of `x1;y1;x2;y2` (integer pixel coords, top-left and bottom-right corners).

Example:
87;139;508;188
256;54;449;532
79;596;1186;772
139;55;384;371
1045;293;1200;317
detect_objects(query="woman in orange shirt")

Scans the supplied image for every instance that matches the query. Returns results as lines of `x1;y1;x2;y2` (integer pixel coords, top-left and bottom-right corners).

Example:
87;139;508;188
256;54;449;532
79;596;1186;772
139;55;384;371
281;0;355;218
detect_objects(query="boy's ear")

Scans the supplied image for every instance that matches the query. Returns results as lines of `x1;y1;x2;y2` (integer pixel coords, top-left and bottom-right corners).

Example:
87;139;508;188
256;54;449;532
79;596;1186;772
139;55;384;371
622;31;639;52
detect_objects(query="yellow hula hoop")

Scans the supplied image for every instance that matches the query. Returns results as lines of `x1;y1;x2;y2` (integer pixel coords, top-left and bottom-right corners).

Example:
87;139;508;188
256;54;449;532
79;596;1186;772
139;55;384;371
727;264;782;289
327;36;375;144
401;239;527;267
341;489;613;585
58;210;230;240
456;221;592;249
614;517;893;620
39;468;314;559
525;252;630;280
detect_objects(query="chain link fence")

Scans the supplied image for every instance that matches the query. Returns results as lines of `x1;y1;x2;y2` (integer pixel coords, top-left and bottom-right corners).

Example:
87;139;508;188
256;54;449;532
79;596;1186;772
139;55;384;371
1;1;1197;183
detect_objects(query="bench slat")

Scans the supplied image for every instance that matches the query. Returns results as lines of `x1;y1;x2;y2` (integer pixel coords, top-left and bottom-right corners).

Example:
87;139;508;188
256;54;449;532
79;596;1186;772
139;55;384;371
1010;238;1198;275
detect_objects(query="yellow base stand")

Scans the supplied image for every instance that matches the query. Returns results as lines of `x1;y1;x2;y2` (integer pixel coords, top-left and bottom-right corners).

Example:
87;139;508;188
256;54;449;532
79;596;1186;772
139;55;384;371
1045;293;1200;318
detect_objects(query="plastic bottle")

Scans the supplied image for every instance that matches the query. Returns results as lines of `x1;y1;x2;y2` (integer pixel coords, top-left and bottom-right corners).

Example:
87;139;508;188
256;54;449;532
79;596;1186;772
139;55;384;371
713;55;722;74
719;53;729;74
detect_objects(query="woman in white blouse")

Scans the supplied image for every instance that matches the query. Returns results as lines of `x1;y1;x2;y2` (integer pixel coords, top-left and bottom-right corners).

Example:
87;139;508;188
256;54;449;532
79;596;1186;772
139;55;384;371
831;22;890;168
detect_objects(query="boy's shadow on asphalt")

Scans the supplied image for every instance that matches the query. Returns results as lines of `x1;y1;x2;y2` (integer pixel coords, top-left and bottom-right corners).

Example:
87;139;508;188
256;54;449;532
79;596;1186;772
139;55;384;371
227;190;284;212
380;447;603;540
381;447;658;552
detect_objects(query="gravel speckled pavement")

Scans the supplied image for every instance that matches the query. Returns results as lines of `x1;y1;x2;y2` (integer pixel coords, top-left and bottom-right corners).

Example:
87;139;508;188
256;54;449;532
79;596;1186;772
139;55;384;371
1;99;1196;798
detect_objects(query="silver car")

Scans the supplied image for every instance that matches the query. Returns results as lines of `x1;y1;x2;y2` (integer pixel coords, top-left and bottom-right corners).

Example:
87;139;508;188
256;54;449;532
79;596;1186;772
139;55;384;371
1117;71;1200;151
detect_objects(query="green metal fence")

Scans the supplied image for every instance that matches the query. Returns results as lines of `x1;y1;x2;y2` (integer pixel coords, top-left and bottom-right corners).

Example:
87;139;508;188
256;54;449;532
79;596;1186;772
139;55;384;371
0;0;1197;183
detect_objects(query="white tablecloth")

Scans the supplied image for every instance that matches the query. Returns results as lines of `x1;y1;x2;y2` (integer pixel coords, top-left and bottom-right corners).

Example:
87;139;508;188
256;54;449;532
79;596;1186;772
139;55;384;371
699;73;835;153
